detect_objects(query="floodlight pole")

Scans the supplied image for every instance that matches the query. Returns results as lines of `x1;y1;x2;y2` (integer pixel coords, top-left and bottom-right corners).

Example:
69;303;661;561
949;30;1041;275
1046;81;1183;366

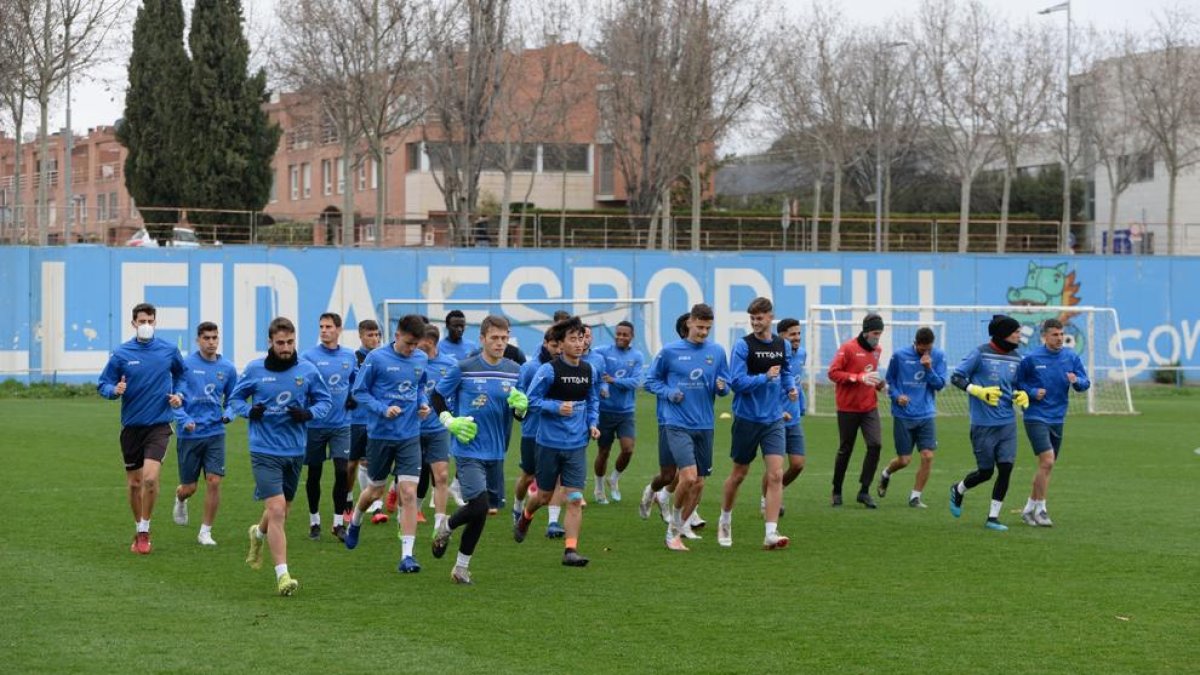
1039;1;1072;254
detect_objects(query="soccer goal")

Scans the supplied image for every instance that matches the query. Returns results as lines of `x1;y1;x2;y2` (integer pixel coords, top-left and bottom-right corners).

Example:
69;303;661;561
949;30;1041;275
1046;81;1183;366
379;297;659;355
804;304;1136;417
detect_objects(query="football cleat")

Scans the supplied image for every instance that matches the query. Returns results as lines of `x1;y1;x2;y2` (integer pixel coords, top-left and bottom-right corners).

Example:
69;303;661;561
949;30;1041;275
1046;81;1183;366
173;499;188;526
638;484;654;520
665;535;689;551
332;524;347;542
908;497;928;509
397;556;422;574
877;472;890;498
276;573;299;596
308;524;320;541
1021;510;1039;527
562;550;590;567
197;531;217;547
763;532;790;550
246;525;263;568
606;476;622;503
451;566;473;585
370;512;390;525
717;521;732;548
545;522;566;539
984;518;1008;532
949;484;963;518
856;492;878;509
1034;510;1054;527
344;523;361;550
432;522;452;559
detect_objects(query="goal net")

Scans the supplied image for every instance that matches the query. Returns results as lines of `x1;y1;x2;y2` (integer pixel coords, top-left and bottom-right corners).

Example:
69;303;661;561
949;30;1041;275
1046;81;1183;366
804;304;1135;417
379;297;659;356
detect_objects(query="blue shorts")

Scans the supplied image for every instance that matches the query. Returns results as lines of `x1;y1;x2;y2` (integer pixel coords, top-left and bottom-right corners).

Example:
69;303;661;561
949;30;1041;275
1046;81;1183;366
730;418;786;465
663;426;714;477
349;425;368;461
535;445;587;491
1024;420;1064;457
519;436;538;475
305;426;351;465
420;431;450;464
366;436;421;482
455;456;502;501
784;423;806;456
657;425;673;468
970;424;1018;470
894;417;937;456
486;459;505;508
597;411;636;446
251;453;303;501
177;435;226;484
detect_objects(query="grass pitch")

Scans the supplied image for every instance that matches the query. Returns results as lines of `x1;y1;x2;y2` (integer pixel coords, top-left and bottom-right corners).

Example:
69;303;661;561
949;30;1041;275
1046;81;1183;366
1;390;1196;673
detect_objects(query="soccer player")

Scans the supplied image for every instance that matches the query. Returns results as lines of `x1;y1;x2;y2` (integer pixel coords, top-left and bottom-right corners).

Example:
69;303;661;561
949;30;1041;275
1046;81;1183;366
592;320;645;504
763;317;806;517
430;315;527;584
513;326;561;524
948;314;1030;531
171;322;237;546
645;304;730;551
346;319;382;522
97;303;187;554
718;297;794;550
416;324;457;534
639;312;691;523
346;314;431;572
300;313;358;541
235;317;332;595
878;327;947;508
514;316;600;566
438;310;477;363
1017;318;1090;527
827;313;887;509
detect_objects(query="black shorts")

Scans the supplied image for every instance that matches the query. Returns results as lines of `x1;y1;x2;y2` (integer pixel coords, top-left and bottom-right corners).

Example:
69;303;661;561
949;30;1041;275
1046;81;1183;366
120;423;172;471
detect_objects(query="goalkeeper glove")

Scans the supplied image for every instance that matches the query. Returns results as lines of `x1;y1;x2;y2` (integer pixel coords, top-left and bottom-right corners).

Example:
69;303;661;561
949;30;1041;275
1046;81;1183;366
506;388;529;416
862;370;882;386
439;411;478;444
966;384;1002;406
1013;389;1030;409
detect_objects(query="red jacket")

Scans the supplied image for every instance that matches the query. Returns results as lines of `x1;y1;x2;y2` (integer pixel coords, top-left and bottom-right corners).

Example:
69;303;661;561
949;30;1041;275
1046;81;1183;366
827;336;885;412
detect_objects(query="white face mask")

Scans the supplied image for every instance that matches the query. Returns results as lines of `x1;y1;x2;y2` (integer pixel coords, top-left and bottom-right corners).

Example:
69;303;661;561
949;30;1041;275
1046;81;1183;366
136;323;155;341
865;336;879;348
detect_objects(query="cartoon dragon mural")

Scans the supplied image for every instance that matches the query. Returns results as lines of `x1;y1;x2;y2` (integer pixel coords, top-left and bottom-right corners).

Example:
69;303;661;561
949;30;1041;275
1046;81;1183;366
1006;262;1085;352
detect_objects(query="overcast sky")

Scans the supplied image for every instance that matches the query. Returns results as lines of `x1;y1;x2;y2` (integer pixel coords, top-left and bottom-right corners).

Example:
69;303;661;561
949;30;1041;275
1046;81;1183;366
40;0;1186;155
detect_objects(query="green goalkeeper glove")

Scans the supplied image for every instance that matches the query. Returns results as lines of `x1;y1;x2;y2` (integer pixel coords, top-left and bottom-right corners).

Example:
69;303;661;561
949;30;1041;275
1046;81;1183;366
506;388;529;416
1013;389;1030;409
967;384;1002;406
439;411;478;443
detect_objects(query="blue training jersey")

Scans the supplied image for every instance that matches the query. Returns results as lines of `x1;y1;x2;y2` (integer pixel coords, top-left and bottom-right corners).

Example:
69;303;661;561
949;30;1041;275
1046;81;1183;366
1018;345;1091;424
729;335;794;424
351;343;429;441
350;346;375;426
436;354;522;461
951;342;1022;427
301;344;358;428
594;344;645;414
421;353;460;435
886;345;948;420
229;357;332;456
782;345;807;427
98;337;188;427
518;348;553;438
174;351;237;438
644;338;731;431
528;357;601;450
437;337;478;364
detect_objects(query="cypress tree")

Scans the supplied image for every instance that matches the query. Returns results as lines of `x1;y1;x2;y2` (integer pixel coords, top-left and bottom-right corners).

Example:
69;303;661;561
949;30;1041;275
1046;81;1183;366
186;0;280;220
116;0;190;236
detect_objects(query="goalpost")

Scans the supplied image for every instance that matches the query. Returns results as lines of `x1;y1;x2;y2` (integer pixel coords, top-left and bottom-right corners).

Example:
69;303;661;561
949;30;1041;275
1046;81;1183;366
379;297;659;355
805;304;1136;417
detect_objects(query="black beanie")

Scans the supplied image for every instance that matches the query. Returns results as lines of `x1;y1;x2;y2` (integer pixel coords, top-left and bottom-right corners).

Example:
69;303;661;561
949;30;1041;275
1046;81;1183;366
862;313;885;333
988;314;1021;340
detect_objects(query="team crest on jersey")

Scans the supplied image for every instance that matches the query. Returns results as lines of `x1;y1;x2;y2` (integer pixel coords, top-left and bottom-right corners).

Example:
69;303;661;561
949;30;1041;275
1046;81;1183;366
342;361;349;369
414;367;423;375
215;371;224;380
294;376;305;386
471;394;489;408
501;381;512;393
704;355;714;365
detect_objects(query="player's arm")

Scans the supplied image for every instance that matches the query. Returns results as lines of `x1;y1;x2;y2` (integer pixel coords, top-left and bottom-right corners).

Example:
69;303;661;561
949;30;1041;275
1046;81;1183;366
729;340;766;392
950;349;979;391
221;365;237;422
527;364;562;413
303;370;333;421
927;352;948;391
173;375;194;427
715;352;731;397
587;364;601;429
97;354;123;399
643;353;669;397
433;363;464;410
228;371;258;417
352;360;389;416
885;353;902;401
1071;354;1092;391
612;353;644;390
170;349;188;401
826;344;856;384
780;341;796;398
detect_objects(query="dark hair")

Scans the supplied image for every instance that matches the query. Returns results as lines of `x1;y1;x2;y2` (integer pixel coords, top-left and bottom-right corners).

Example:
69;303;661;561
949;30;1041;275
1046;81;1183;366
552;310;571;322
268;317;295;337
675;313;690;339
398;314;427;337
616;320;634;333
196;321;219;337
319;312;342;328
480;314;510;336
543;327;557;343
358;319;380;333
777;317;800;333
445;310;466;324
690;303;714;322
1042;318;1064;333
550;316;584;341
915;327;936;345
746;297;773;315
131;303;156;321
423;325;441;342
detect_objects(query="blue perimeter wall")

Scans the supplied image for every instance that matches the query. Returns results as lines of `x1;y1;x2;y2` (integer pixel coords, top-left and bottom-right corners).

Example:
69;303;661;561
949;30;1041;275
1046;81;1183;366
1;246;1197;382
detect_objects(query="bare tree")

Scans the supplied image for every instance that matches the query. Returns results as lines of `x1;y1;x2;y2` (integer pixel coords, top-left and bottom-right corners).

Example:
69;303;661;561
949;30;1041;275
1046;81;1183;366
423;0;511;246
1122;9;1200;255
0;0;33;241
916;0;999;253
8;0;128;245
981;18;1057;252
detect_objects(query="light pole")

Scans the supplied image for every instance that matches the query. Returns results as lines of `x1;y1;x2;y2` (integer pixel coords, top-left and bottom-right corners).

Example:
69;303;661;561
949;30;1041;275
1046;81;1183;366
1039;1;1071;253
874;41;907;254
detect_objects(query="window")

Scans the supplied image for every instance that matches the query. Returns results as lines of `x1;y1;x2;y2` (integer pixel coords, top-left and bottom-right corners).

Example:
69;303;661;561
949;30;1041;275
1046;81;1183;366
482;143;536;171
109;192;118;219
406;143;421;173
302;163;312;198
598;144;615;194
289;164;300;200
371;158;379;189
542;143;589;173
358;155;367;191
425;143;464;173
322;159;333;195
77;196;87;225
1119;152;1154;183
337;157;346;194
97;193;106;222
269;172;277;203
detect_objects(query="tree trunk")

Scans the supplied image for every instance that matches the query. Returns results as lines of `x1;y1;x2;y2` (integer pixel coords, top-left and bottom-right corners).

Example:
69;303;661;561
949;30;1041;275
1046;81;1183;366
661;184;672;250
830;161;842;252
690;147;701;251
811;174;822;252
883;162;893;252
1166;168;1177;256
957;174;972;254
1108;191;1119;255
12;116;23;241
374;150;385;249
499;167;513;249
342;140;355;246
558;167;567;234
998;167;1012;254
37;97;50;246
518;166;537;248
1060;161;1071;254
645;210;659;250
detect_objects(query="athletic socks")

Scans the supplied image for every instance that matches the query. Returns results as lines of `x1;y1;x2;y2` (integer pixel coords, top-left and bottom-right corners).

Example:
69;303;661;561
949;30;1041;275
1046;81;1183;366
401;535;415;557
1024;498;1037;514
456;552;471;569
333;513;344;527
989;500;1003;519
309;513;320;526
434;513;447;531
274;564;288;579
608;469;622;482
199;524;212;536
911;490;922;501
136;519;150;533
671;507;684;529
351;508;364;526
719;509;732;524
765;521;778;536
881;468;891;480
548;505;561;525
955;481;967;495
253;526;265;540
514;497;525;514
